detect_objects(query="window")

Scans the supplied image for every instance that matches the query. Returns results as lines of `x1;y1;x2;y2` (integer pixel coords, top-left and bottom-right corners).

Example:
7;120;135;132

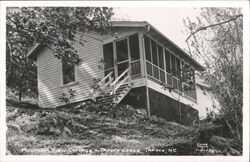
144;36;151;61
129;34;140;61
62;61;75;85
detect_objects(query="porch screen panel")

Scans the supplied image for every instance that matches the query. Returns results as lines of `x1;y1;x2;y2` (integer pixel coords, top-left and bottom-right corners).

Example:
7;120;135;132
191;69;196;91
167;73;172;87
104;69;115;81
146;62;153;76
131;61;141;76
158;45;164;69
173;77;178;89
118;62;129;76
151;40;159;79
129;34;141;76
176;58;181;91
183;65;197;100
180;61;185;88
171;54;176;76
178;80;182;91
151;40;158;66
165;50;171;73
176;57;181;79
103;43;114;70
160;69;165;83
144;36;151;61
158;45;165;83
153;65;159;80
190;69;197;100
171;54;177;90
129;34;140;61
116;39;128;62
184;86;197;101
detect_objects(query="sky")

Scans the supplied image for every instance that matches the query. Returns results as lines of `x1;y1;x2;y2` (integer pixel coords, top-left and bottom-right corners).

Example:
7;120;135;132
112;7;202;51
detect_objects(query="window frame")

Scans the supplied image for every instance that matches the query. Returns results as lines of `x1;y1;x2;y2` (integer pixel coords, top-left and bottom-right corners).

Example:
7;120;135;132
60;60;77;86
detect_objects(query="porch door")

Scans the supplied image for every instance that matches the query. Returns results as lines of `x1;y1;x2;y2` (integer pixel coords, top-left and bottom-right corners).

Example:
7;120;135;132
115;38;129;78
103;42;115;78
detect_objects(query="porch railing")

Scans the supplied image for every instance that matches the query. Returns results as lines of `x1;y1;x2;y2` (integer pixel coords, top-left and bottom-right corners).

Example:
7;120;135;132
91;67;131;100
110;68;131;94
92;71;114;99
130;60;141;77
146;60;197;101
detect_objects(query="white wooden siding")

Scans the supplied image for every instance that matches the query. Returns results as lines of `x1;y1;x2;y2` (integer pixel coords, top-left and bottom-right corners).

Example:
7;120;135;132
132;77;146;88
37;32;104;108
37;47;61;108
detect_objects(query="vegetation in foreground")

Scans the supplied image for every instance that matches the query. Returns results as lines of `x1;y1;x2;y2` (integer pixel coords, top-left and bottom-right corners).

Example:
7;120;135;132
6;89;241;156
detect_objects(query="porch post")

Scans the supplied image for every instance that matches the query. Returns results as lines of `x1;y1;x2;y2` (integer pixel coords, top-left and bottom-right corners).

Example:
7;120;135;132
139;33;145;77
127;37;132;85
141;33;151;118
145;86;151;118
113;41;118;78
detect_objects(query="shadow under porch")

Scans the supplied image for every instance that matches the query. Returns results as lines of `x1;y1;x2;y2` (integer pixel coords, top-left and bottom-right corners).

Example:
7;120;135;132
120;86;199;125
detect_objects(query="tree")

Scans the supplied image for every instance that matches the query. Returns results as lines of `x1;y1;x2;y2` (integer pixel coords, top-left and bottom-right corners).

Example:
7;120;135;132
6;7;114;101
162;64;196;124
183;8;243;146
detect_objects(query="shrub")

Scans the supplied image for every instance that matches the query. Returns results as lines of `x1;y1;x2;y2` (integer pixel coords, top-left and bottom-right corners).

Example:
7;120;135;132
59;88;76;104
36;111;72;136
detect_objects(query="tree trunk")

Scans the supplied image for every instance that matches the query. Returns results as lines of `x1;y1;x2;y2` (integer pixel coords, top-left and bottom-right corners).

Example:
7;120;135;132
18;73;24;101
18;64;27;101
6;62;13;87
6;43;13;87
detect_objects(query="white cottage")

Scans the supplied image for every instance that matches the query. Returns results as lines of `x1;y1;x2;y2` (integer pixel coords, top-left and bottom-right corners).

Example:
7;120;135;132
28;21;205;124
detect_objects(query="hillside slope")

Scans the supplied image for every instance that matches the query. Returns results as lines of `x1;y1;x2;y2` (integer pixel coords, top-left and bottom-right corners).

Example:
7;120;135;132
6;91;241;155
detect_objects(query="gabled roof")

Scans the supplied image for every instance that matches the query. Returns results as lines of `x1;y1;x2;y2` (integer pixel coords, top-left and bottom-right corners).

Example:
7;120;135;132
27;21;204;71
27;43;43;60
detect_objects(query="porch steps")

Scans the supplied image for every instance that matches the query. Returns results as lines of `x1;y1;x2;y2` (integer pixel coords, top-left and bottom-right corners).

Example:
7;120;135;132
96;83;132;106
91;68;133;106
